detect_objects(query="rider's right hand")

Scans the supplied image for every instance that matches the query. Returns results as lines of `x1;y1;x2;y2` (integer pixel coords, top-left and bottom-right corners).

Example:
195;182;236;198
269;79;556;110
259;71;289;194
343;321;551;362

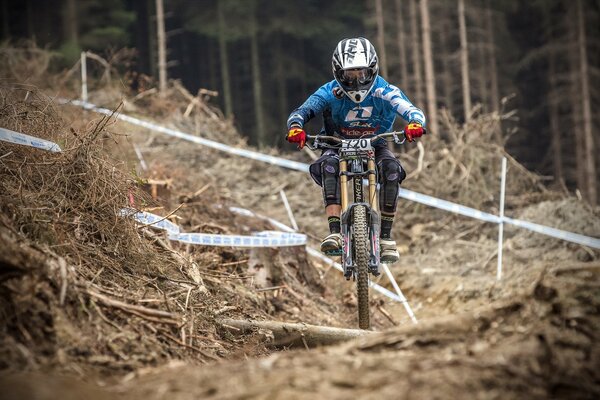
286;127;306;149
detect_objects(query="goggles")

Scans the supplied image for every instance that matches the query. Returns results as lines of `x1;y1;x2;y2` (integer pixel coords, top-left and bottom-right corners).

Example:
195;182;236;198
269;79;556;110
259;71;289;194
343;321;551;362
340;68;373;87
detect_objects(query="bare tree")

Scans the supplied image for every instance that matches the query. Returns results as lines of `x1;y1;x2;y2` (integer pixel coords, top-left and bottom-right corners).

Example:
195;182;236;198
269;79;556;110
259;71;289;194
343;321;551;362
485;0;499;113
155;0;167;95
1;0;9;39
576;0;596;205
394;0;408;90
458;0;471;121
409;0;424;106
250;0;265;145
567;1;586;199
63;0;78;46
217;0;233;118
375;0;388;78
548;49;564;186
420;0;439;134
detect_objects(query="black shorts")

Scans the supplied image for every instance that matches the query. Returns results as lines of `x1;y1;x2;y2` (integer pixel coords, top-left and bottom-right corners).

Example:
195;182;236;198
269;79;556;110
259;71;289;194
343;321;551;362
308;146;403;187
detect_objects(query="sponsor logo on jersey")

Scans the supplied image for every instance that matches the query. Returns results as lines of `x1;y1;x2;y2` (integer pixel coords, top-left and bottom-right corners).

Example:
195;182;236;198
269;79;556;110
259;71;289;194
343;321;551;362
348;121;374;128
345;106;373;121
341;126;377;137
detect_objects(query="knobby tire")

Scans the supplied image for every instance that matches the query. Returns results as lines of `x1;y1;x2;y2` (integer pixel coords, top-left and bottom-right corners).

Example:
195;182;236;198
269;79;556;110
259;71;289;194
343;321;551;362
353;205;370;329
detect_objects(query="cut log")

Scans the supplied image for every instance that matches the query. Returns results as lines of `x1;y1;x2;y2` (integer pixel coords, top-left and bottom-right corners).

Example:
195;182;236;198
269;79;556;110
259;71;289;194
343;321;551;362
219;319;374;348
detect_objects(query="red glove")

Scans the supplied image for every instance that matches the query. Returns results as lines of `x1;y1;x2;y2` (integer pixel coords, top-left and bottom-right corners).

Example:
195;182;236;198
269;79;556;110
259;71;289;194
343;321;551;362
405;122;425;142
286;127;306;149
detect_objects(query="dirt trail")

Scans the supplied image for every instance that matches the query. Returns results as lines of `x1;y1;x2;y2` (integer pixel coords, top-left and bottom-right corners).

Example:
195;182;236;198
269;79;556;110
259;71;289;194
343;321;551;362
116;262;600;400
1;80;599;399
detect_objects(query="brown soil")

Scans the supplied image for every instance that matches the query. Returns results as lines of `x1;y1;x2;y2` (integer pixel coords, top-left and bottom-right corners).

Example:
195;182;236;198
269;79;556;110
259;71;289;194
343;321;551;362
1;68;599;399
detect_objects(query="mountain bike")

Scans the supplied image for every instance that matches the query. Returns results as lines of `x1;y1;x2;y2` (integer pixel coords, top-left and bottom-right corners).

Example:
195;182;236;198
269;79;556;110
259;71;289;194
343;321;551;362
306;131;407;329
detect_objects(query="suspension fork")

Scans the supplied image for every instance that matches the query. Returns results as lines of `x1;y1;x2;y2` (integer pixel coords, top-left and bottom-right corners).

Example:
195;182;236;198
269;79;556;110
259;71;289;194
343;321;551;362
367;158;381;275
340;160;348;212
367;159;377;211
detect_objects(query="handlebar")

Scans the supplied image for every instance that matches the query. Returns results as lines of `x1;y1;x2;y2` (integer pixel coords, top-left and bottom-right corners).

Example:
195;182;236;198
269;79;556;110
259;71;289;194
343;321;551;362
305;130;407;150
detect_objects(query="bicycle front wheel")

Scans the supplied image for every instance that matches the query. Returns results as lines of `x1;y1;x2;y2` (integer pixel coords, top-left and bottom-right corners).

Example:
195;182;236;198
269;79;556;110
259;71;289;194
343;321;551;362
353;205;370;329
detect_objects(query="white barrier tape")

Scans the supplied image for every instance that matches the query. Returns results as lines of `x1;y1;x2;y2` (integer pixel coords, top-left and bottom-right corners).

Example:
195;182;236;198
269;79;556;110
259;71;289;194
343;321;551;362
503;217;600;249
120;208;306;247
66;99;309;173
120;208;180;234
169;231;306;247
381;263;418;324
66;99;599;250
398;188;500;224
0;127;62;152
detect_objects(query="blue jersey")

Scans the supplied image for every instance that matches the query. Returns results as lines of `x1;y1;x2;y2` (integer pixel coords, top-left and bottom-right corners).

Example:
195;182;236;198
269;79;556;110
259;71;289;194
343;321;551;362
287;76;426;138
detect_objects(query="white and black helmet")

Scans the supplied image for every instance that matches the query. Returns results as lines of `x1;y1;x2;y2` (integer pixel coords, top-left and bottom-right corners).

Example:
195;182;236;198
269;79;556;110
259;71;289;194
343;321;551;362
332;37;379;103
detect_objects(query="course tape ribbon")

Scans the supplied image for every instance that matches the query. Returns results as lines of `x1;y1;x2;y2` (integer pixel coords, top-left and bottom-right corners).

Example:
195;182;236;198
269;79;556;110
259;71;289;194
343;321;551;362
119;208;180;234
170;231;306;247
67;99;599;250
67;99;309;173
0;127;62;152
120;208;306;247
503;217;600;249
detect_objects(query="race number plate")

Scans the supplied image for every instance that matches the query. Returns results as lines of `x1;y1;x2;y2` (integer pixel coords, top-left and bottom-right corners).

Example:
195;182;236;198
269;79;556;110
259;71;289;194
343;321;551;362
340;139;372;152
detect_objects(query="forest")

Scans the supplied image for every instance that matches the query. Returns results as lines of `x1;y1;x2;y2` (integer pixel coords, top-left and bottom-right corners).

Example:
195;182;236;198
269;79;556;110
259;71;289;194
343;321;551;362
1;0;598;204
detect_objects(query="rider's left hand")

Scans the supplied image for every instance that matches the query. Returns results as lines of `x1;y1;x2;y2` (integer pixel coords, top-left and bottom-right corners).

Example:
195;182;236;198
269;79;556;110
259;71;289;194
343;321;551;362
405;122;425;142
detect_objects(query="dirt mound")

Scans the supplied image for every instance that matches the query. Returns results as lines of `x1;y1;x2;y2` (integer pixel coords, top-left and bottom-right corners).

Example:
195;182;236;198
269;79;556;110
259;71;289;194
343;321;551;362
0;85;350;376
112;262;600;399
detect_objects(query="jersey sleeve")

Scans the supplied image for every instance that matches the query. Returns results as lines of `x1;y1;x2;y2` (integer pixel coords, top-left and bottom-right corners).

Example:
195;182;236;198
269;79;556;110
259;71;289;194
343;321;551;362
286;83;334;129
372;84;426;126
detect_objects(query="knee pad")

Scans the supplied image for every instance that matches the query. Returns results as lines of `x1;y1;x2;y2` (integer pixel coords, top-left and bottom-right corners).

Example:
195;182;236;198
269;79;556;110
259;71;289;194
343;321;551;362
321;157;341;206
378;159;405;213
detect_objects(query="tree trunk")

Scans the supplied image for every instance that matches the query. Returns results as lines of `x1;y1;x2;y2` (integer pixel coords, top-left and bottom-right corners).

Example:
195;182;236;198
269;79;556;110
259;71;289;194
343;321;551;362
26;0;34;39
219;319;372;347
458;0;471;122
147;0;157;79
409;0;424;106
375;0;388;78
420;0;439;134
548;50;563;187
250;0;266;146
439;17;454;114
275;35;288;146
1;0;10;39
394;0;408;90
155;0;167;95
576;0;596;205
485;0;499;113
63;0;78;45
217;0;233;118
477;42;488;114
567;2;586;198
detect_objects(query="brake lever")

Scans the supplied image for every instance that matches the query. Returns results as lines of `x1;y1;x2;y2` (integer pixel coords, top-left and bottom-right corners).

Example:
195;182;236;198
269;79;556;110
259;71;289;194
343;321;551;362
305;136;319;151
392;132;406;145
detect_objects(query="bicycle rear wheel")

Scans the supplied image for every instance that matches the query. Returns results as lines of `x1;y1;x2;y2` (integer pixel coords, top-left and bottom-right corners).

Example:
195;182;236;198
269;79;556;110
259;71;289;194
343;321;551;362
353;205;370;329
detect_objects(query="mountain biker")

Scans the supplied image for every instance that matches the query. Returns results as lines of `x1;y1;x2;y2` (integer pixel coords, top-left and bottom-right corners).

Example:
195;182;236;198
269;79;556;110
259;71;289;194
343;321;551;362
286;37;426;263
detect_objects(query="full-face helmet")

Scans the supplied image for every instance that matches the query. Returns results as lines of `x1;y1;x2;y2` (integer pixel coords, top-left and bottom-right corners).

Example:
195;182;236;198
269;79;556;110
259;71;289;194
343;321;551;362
332;37;379;103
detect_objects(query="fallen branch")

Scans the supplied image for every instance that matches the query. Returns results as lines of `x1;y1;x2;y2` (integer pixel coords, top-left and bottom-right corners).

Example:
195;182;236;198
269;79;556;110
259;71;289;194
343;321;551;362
218;319;374;347
87;289;180;325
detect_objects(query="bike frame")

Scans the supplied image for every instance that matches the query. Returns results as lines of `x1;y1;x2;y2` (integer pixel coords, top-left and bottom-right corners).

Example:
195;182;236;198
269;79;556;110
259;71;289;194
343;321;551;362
307;132;406;280
339;152;381;279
